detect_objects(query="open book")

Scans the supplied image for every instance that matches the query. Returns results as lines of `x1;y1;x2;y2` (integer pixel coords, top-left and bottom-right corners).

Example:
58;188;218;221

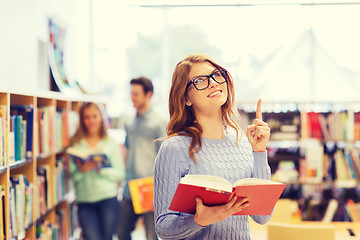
66;147;112;169
169;175;286;215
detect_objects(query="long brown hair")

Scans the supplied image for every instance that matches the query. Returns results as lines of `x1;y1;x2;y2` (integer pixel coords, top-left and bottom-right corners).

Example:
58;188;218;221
167;54;241;161
70;102;108;145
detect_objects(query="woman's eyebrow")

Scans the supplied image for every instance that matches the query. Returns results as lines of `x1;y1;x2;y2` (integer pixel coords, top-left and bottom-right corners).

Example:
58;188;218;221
192;69;217;78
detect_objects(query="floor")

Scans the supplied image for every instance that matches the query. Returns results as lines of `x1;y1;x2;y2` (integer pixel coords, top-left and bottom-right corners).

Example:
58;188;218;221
121;220;360;240
113;219;150;240
130;222;147;240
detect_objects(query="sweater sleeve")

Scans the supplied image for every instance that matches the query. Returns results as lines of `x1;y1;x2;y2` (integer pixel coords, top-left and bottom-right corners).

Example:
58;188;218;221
68;143;86;183
154;140;203;240
250;150;273;224
69;156;86;183
97;139;126;182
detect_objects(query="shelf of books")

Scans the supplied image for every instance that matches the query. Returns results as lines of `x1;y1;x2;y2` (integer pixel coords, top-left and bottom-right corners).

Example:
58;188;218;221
238;102;360;222
0;90;105;240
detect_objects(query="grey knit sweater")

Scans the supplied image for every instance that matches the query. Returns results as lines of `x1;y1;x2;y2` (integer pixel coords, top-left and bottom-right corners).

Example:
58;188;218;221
154;131;272;240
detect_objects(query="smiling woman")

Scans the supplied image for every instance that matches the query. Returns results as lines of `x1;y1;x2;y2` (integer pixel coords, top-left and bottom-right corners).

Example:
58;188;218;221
185;62;230;123
153;53;272;240
82;105;104;140
68;102;125;240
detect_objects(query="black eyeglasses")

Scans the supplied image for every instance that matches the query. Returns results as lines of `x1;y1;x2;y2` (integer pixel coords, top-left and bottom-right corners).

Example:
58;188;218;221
186;69;228;91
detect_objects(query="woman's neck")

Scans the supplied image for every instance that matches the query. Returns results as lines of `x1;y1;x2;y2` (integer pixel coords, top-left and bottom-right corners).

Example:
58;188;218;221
85;134;102;147
197;116;225;140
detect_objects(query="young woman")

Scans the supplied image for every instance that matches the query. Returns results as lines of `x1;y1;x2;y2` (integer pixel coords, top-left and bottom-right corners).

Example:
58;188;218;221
69;102;125;240
154;54;272;239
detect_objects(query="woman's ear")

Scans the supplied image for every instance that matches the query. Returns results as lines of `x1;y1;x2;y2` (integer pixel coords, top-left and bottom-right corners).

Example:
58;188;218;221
185;99;192;107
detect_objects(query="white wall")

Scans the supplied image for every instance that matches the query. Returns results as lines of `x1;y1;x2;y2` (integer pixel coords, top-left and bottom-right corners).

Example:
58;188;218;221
0;0;90;93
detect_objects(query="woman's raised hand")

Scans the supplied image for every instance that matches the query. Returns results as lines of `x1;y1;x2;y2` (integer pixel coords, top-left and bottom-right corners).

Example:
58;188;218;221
246;99;271;152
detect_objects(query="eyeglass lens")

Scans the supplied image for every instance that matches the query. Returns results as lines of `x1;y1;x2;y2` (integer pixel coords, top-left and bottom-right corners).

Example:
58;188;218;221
193;70;227;90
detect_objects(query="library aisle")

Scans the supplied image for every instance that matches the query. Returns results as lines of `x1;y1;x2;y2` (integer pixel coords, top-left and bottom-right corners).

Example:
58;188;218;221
0;89;110;240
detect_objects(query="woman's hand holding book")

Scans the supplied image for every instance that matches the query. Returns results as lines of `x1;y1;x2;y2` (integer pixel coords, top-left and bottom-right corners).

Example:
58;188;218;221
194;195;249;227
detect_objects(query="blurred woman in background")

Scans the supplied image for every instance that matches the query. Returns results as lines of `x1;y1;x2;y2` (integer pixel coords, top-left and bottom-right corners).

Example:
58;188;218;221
69;102;125;240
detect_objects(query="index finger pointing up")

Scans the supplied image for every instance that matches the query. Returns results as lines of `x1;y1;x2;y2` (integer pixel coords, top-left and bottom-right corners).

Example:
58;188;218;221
256;99;262;120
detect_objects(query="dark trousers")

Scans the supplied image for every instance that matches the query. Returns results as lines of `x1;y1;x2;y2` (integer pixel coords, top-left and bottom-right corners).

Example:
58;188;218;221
117;198;158;240
77;197;118;240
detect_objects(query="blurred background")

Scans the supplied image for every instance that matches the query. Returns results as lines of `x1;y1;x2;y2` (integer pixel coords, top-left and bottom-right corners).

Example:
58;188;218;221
2;1;360;238
1;0;360;119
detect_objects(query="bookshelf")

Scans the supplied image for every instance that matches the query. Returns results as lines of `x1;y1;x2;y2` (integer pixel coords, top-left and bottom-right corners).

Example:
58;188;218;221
238;102;360;222
0;89;106;240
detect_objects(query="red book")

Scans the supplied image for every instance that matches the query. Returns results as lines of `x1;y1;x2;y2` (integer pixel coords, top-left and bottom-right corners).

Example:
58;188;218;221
308;112;323;140
169;175;286;215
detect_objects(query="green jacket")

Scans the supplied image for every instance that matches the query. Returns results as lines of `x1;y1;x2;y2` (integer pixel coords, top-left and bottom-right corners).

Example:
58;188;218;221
69;136;125;203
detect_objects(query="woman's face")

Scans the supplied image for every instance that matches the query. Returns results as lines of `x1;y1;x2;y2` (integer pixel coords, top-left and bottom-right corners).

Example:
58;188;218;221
185;62;228;116
83;106;102;136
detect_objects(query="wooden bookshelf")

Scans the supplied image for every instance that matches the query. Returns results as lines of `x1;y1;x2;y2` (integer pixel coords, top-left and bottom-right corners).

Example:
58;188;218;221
0;90;107;240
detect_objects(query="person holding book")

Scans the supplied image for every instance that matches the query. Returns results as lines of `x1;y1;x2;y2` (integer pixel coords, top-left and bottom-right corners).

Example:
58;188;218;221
154;54;272;239
117;77;166;240
68;102;125;240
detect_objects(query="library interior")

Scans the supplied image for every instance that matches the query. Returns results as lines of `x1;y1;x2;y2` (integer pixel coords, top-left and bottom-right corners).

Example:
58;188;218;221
1;0;360;240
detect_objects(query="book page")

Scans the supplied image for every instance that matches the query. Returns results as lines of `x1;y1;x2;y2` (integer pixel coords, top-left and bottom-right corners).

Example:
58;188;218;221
88;147;105;155
66;147;105;159
233;178;283;187
66;147;88;159
180;175;233;193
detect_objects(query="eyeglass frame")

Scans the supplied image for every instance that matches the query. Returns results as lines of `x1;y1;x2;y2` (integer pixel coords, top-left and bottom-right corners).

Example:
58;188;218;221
186;69;228;91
